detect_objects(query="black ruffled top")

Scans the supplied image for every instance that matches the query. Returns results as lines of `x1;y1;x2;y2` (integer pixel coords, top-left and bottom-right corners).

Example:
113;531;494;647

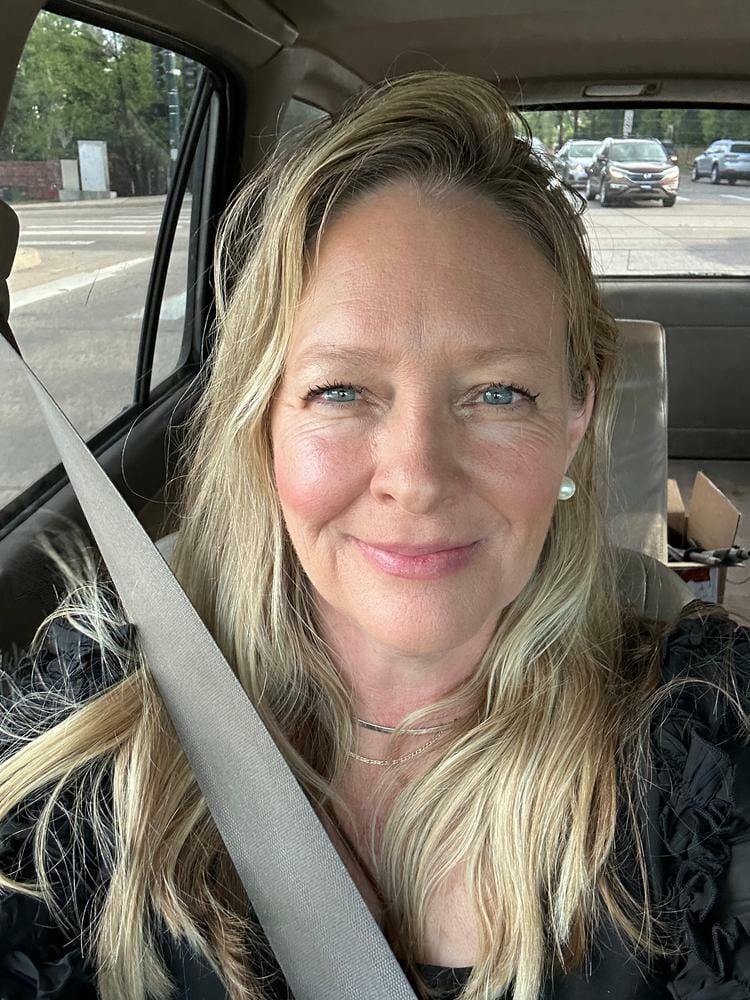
1;602;749;1000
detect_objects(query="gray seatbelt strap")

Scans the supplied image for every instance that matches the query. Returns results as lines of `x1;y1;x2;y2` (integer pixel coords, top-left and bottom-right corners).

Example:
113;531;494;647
1;330;418;1000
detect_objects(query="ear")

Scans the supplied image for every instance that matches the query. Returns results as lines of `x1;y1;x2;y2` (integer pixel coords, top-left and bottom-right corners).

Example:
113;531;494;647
565;376;596;470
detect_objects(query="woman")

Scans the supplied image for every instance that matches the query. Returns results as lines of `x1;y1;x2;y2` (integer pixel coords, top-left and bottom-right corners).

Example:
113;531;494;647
1;71;749;1000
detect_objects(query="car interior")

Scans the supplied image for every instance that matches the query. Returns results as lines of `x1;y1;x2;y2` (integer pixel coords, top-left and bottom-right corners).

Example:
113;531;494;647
1;0;749;664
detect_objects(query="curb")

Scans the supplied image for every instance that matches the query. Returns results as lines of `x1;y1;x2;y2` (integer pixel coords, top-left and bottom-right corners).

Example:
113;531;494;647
13;247;41;271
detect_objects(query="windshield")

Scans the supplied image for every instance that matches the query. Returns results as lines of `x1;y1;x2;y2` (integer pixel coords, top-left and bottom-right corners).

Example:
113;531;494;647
609;141;667;163
568;142;600;157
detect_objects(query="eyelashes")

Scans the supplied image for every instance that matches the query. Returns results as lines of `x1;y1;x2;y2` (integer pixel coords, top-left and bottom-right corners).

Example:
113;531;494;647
305;380;540;407
306;381;367;404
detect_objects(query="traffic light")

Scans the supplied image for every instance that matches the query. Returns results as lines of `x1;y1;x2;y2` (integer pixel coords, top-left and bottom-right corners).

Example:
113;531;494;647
182;58;201;91
152;48;169;92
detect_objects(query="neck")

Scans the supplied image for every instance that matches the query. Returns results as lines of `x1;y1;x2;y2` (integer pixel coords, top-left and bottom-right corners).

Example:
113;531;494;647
314;596;492;733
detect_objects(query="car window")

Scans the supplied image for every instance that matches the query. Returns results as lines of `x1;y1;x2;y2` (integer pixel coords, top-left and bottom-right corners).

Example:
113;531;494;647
568;141;600;157
523;105;750;277
608;141;667;162
0;10;210;521
279;97;330;136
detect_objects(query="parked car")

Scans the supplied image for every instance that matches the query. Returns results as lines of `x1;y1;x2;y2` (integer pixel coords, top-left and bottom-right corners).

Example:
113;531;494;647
692;139;750;184
552;139;601;188
585;137;680;206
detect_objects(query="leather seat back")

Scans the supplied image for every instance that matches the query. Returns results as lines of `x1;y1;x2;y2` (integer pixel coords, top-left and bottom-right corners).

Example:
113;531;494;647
609;318;669;564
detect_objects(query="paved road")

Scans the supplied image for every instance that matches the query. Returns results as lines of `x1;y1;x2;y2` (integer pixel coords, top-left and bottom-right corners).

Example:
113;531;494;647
2;184;749;507
580;174;750;275
3;197;188;506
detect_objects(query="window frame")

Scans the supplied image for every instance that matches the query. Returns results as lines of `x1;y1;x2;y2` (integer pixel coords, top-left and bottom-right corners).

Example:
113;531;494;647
135;68;214;405
0;0;237;537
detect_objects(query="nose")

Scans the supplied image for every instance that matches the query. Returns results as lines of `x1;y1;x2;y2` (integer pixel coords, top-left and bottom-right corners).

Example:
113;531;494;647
369;400;461;514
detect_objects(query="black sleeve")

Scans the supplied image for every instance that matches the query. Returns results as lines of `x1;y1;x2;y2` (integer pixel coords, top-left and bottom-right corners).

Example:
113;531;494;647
650;608;750;998
0;887;98;999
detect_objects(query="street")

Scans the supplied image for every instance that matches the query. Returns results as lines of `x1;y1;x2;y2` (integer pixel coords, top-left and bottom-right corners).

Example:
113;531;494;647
582;175;750;275
3;197;189;507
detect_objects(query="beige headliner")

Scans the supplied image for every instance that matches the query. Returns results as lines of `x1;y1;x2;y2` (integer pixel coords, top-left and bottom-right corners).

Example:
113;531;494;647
272;0;750;85
83;0;750;116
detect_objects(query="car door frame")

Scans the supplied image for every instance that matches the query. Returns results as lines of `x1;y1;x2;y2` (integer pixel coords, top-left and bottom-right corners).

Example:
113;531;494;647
0;0;241;650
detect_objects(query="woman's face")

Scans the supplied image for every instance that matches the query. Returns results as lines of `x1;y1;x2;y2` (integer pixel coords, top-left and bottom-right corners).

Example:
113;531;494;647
270;181;594;657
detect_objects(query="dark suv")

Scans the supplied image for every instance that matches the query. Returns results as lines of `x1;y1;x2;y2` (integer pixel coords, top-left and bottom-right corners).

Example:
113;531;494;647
585;137;680;207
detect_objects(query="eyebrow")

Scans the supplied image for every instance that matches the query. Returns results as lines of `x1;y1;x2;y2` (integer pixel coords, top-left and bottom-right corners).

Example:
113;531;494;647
293;343;548;370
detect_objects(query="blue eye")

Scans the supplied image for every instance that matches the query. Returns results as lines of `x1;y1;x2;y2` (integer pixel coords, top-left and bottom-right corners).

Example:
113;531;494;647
484;386;515;405
482;383;538;406
306;381;539;408
307;383;361;404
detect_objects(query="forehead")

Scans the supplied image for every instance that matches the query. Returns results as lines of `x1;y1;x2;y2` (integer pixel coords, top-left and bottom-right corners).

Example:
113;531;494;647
289;181;567;368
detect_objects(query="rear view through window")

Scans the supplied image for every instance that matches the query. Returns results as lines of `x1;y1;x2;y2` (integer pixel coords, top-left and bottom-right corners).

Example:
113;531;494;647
524;106;750;276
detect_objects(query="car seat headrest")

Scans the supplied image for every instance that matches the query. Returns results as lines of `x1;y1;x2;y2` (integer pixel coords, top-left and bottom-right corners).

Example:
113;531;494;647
0;199;20;328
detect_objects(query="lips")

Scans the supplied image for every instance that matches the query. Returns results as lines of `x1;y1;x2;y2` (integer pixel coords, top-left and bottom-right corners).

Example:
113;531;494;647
352;538;480;580
360;540;476;556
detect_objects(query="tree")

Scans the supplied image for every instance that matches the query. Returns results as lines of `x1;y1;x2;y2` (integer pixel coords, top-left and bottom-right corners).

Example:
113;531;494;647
520;105;750;153
0;10;202;195
0;14;110;161
698;109;750;143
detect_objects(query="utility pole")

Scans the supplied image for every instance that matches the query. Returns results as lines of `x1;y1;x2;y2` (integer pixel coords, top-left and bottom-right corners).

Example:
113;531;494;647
166;50;182;181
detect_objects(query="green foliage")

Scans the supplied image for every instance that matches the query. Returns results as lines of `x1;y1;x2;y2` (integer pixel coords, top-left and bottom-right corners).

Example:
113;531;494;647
697;109;750;142
521;106;750;152
0;11;202;196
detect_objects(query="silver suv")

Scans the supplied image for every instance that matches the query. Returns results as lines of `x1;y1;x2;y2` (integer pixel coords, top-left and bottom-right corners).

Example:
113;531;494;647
552;139;601;188
691;139;750;184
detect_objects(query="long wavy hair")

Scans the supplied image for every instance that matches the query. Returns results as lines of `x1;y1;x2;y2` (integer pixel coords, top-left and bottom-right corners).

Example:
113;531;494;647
0;72;733;1000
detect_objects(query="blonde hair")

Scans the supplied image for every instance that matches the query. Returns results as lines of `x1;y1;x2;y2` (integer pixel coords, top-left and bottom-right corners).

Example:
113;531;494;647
0;71;725;1000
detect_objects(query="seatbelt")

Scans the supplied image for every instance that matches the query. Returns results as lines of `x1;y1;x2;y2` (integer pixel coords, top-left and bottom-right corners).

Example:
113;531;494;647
0;326;418;1000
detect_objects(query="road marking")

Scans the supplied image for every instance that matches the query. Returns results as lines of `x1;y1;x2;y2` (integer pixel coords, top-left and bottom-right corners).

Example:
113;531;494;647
21;228;159;236
10;256;152;310
64;215;166;221
127;290;186;321
720;194;750;202
19;240;96;246
676;195;691;201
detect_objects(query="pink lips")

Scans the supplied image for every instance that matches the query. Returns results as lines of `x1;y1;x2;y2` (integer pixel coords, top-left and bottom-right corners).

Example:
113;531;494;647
353;538;480;580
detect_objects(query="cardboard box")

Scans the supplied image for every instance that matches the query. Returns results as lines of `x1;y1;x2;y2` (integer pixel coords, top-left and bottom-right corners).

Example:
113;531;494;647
667;472;742;603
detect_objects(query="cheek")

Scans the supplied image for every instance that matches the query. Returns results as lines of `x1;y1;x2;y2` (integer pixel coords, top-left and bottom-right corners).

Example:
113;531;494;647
470;425;566;521
272;420;368;526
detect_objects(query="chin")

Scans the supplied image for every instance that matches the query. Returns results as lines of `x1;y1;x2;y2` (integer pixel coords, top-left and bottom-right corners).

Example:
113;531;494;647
354;600;501;656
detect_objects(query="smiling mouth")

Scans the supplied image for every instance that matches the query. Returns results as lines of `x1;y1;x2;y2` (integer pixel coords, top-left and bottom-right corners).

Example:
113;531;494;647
352;538;481;580
355;538;479;556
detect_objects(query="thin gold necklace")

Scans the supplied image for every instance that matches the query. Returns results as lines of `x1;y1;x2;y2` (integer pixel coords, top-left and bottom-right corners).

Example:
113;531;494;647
347;733;443;766
355;717;456;736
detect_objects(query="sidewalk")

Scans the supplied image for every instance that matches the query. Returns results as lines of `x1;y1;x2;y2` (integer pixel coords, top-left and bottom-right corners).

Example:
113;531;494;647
11;194;171;211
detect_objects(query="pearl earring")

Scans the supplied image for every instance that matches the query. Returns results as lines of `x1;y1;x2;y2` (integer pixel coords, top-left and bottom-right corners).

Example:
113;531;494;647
558;475;576;501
